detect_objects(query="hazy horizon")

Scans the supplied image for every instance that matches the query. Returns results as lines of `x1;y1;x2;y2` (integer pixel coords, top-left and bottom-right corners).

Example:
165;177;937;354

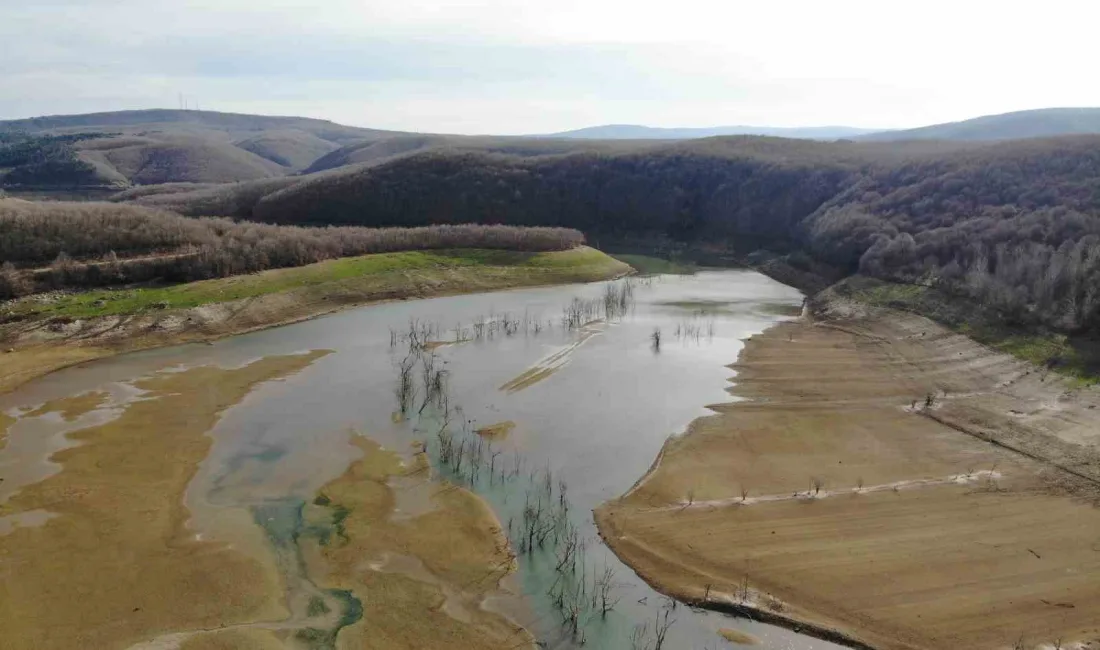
3;0;1098;135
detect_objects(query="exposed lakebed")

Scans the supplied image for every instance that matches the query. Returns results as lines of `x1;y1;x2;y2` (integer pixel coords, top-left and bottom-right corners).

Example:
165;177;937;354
0;270;848;650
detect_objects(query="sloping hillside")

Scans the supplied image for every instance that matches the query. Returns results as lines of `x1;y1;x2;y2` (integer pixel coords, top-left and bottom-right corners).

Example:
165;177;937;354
303;134;657;173
0;109;391;143
857;107;1100;141
234;130;341;171
76;135;287;184
546;124;878;140
0;110;402;187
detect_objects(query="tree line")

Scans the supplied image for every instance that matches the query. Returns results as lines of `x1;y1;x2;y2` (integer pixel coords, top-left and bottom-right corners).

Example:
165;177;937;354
0;198;584;299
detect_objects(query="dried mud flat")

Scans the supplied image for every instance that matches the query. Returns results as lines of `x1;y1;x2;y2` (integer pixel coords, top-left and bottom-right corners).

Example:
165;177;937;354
0;353;530;650
597;298;1100;650
0;353;329;650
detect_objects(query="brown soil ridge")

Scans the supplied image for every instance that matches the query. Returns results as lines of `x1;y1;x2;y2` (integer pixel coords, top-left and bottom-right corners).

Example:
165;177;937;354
596;299;1100;650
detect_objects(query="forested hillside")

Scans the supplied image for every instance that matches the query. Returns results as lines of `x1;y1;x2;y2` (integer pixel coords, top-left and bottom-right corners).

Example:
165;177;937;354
134;135;1100;336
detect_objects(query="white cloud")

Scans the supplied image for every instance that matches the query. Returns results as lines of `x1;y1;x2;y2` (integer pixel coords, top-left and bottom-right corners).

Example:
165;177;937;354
1;0;1098;132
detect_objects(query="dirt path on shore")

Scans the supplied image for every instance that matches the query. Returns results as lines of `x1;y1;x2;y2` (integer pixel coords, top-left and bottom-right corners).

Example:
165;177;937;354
596;300;1100;650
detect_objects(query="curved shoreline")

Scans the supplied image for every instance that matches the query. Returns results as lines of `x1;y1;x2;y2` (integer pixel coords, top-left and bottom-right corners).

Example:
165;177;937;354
593;312;879;650
593;506;876;650
594;300;1100;650
0;247;631;396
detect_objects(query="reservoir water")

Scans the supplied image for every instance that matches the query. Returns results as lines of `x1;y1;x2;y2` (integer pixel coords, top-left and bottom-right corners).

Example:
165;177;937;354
0;269;848;650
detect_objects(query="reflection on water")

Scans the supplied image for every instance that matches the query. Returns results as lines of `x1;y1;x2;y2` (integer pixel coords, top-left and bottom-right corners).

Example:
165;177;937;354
0;270;847;650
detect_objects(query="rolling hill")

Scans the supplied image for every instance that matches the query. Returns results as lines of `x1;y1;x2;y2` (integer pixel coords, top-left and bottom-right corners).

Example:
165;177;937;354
0;109;401;188
545;124;879;140
0;109;390;143
7;106;1100;190
235;130;342;171
856;107;1100;141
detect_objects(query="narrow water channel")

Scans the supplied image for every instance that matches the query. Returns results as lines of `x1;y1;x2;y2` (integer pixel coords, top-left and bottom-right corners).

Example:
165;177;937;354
0;269;848;650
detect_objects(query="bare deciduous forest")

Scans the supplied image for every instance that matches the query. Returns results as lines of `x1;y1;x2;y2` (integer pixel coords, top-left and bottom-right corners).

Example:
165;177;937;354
156;135;1100;335
7;126;1100;337
0;198;584;298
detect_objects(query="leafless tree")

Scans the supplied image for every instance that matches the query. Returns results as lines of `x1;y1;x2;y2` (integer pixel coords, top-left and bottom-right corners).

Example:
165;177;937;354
595;565;621;618
652;608;676;650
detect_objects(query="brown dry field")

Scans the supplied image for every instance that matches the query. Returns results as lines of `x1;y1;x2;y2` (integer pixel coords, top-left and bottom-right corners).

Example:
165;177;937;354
597;301;1100;650
0;352;328;650
303;436;532;650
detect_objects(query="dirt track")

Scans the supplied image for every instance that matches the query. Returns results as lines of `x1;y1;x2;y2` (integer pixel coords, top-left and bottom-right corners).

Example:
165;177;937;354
596;298;1100;650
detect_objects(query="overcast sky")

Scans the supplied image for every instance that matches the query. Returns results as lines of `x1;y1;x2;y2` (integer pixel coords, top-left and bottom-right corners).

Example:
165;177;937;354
2;0;1097;134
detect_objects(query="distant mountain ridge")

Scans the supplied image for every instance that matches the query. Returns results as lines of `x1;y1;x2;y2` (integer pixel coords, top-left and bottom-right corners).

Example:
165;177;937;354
544;124;879;140
0;108;393;143
854;107;1100;141
5;106;1100;189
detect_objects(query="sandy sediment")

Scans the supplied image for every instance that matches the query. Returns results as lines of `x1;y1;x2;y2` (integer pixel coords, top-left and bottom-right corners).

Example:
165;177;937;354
178;629;286;650
596;301;1100;650
0;352;329;650
499;323;603;393
0;410;13;450
303;436;533;650
476;421;517;440
22;390;111;420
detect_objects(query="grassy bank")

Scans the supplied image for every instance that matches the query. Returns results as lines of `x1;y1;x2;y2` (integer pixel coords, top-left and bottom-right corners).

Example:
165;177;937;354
0;246;629;394
7;247;623;321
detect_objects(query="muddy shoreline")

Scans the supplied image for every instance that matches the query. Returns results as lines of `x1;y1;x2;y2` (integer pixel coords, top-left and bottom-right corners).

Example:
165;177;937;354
593;517;878;650
0;258;631;396
595;296;1100;650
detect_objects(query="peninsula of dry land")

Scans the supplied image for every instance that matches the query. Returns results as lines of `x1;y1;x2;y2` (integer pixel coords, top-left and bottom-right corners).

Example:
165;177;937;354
597;296;1100;650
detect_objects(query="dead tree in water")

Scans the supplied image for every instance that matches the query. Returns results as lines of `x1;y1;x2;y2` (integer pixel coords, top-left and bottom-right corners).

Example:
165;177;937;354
652;608;675;650
595;565;621;618
395;352;418;415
